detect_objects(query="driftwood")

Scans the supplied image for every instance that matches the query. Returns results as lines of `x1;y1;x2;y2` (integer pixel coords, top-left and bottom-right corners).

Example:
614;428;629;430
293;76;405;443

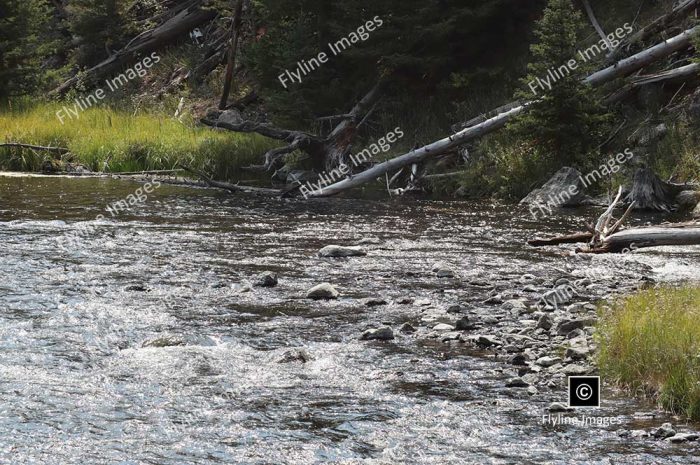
306;26;700;198
203;79;386;171
52;0;217;95
177;164;280;195
528;188;700;253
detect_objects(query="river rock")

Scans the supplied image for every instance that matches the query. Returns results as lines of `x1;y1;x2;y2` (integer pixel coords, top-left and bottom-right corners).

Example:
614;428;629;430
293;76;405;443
519;167;587;208
306;283;339;300
548;402;572;413
561;364;590;376
397;297;414;305
666;433;699;443
557;318;595;336
363;297;388;307
536;356;561;368
447;304;467;314
537;314;554;331
142;336;185;348
676;190;700;210
653;423;676;439
277;348;313;363
361;327;394;341
253;271;278;288
436;268;457;278
455;317;474;331
503;299;528;311
217;109;244;126
433;323;455;331
509;354;528;366
694;201;700;218
400;322;417;333
318;245;367;258
565;346;590;360
472;335;502;347
506;377;530;388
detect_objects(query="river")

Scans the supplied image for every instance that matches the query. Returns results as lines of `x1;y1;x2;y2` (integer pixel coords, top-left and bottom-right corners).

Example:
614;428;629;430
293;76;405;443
1;173;699;464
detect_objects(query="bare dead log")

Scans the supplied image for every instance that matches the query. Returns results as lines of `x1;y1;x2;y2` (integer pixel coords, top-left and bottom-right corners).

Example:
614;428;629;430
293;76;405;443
610;0;700;60
588;223;700;253
307;26;700;198
219;0;245;109
0;143;70;154
52;1;217;95
606;62;700;104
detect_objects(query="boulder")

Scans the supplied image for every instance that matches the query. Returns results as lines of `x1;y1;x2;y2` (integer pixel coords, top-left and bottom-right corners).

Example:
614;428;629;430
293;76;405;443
666;433;699;443
519;167;587;209
537;314;554;331
676;190;700;210
306;283;339;300
277;348;313;363
557;318;596;336
361;327;394;341
254;271;278;288
653;423;676;439
318;245;367;258
218;109;244;126
433;323;455;332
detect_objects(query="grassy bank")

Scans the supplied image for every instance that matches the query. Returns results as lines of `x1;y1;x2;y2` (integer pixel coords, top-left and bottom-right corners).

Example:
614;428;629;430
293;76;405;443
0;102;278;180
598;286;700;420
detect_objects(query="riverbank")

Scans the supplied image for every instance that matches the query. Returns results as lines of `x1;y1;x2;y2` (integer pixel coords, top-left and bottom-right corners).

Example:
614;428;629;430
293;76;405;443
599;285;700;421
0;103;277;179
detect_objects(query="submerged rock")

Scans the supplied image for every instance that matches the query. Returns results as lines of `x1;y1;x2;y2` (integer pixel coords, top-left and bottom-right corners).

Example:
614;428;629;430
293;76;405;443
277;348;313;364
318;245;367;258
506;377;530;388
653;423;677;439
306;283;339;300
142;336;185;348
361;327;394;341
363;297;388;307
253;271;278;288
666;433;699;443
400;322;417;333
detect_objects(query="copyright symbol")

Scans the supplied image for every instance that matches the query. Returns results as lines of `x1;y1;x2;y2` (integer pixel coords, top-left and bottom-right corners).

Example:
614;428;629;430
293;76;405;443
576;384;593;401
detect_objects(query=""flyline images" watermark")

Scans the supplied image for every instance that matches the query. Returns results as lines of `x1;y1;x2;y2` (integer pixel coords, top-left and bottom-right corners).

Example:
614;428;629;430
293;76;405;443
278;17;384;89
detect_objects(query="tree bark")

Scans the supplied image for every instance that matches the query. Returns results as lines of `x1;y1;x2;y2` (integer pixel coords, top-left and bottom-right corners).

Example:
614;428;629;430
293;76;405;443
307;25;700;198
625;168;687;211
219;0;245;109
589;223;700;253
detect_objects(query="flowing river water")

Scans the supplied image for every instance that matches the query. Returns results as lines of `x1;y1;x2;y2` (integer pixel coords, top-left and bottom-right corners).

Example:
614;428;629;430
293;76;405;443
1;173;700;465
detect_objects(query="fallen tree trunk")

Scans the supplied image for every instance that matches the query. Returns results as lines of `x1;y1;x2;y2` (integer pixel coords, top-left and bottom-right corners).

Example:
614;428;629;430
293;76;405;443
605;62;700;104
308;26;700;198
610;0;700;61
528;232;594;247
581;0;612;50
590;223;700;253
52;1;217;95
178;164;281;195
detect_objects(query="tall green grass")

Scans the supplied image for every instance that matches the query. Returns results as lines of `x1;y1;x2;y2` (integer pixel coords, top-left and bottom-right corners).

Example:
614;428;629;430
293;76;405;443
0;102;278;180
598;286;700;420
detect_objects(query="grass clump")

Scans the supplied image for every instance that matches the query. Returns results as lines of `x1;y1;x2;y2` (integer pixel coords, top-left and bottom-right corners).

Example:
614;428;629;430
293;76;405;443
598;286;700;420
0;102;278;180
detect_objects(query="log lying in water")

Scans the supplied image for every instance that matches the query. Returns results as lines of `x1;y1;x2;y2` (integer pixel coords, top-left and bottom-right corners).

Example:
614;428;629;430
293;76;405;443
589;223;700;253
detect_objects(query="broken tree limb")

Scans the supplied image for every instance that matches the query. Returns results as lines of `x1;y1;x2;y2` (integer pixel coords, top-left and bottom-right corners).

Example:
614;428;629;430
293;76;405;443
605;62;700;104
528;232;594;247
307;26;700;198
178;164;281;195
52;1;217;95
0;143;70;154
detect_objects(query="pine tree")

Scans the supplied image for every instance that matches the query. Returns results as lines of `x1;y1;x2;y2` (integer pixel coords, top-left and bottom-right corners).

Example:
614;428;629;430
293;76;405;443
510;0;608;171
66;0;127;69
0;0;53;100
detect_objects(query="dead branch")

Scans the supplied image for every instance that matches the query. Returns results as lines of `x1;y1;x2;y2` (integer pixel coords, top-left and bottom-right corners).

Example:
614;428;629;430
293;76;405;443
0;143;70;154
